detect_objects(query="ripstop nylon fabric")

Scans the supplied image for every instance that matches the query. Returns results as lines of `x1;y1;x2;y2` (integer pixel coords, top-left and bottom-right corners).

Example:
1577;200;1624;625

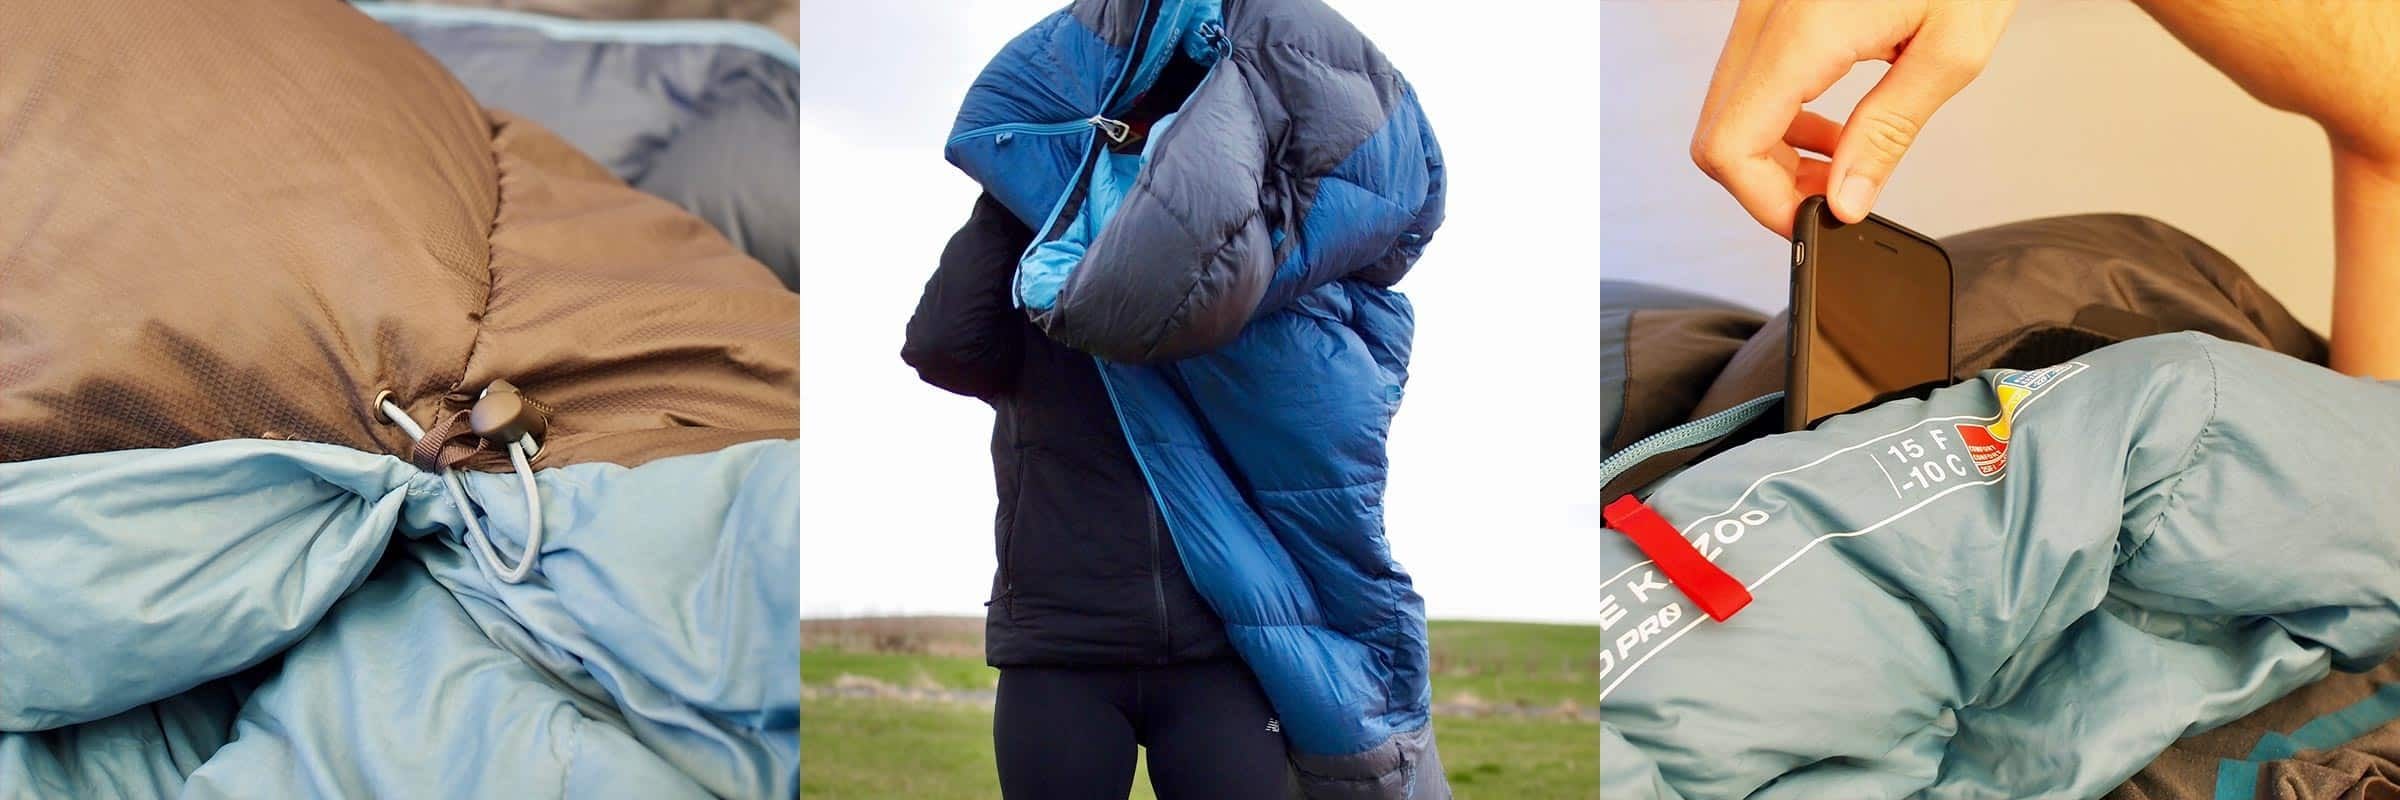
0;1;798;796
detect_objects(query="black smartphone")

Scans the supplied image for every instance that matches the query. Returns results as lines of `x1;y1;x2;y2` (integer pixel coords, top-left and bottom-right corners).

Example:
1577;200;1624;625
1786;195;1954;431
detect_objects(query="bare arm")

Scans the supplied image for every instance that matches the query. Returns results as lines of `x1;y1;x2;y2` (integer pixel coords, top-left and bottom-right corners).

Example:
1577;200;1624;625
2331;152;2400;378
2132;0;2400;378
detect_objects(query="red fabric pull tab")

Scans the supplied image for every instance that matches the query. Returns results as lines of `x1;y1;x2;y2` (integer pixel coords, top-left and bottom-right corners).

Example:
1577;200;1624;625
1604;495;1752;622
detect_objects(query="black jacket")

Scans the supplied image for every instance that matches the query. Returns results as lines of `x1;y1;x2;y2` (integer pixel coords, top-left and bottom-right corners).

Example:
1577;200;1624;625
902;194;1232;668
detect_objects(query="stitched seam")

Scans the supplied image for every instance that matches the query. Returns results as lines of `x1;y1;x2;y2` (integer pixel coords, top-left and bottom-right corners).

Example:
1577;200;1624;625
1315;172;1411;218
1262;41;1399;83
1253;480;1385;495
436;112;508;428
560;715;584;800
1226;594;1411;637
1138;205;1263;359
1124;164;1264;356
2121;333;2221;565
1116;54;1270;358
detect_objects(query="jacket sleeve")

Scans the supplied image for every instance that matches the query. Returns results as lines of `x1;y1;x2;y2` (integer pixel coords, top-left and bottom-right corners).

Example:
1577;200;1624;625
902;193;1033;399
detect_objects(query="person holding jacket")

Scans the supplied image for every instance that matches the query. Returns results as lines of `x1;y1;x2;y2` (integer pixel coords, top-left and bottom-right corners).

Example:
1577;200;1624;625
900;194;1292;800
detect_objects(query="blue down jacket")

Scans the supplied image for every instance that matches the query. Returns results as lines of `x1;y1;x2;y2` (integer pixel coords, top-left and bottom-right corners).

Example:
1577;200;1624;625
946;0;1448;796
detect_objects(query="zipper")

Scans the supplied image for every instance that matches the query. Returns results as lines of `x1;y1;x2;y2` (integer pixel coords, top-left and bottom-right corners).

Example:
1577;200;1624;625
1001;3;1194;660
1599;392;1784;491
1009;0;1170;307
1147;489;1172;660
944;116;1132;149
1091;358;1181;661
995;444;1027;622
1194;20;1226;60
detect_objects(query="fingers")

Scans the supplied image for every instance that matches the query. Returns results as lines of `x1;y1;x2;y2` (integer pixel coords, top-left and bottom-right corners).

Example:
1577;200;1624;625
1784;110;1842;157
1694;3;1866;236
1825;2;2015;222
1696;0;1780;136
1691;0;1796;235
1794;154;1833;197
1788;113;1840;203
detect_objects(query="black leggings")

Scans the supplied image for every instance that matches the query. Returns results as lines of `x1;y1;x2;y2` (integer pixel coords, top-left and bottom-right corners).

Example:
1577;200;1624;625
994;658;1291;800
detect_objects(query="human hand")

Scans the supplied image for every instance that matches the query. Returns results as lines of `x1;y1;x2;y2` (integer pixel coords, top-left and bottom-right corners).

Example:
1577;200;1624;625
1690;0;2017;237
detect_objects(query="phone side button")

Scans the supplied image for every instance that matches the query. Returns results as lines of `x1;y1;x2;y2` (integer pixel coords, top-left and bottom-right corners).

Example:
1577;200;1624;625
1792;241;1806;267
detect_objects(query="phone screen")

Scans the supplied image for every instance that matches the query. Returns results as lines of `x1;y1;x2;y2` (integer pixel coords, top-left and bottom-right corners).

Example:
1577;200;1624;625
1791;202;1952;430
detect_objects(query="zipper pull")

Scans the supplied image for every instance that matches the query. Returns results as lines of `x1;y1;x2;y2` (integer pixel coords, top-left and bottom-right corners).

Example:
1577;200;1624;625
1090;115;1131;144
1196;21;1227;59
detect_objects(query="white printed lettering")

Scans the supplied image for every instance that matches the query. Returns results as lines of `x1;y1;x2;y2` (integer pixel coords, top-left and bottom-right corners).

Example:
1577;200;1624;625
1713;517;1746;545
1685;529;1722;561
1627;571;1667;602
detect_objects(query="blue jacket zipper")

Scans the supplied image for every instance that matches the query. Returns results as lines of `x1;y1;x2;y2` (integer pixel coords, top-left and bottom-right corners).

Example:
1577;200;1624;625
1007;0;1171;308
943;116;1131;150
966;0;1190;657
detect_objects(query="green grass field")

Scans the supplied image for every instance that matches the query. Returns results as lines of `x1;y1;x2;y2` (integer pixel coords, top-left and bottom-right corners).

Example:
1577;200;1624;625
801;617;1597;799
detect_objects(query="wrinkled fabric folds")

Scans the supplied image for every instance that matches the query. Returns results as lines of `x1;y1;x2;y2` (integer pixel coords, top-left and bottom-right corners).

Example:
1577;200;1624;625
0;439;799;799
1600;334;2400;798
946;1;1446;796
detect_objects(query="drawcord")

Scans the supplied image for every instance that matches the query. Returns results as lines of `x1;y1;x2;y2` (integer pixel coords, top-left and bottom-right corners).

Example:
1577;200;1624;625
375;389;547;584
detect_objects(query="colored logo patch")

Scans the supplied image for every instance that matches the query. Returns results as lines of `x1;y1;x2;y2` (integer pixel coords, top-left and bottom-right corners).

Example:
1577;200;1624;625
1985;361;2079;440
1956;423;2008;476
1957;361;2087;475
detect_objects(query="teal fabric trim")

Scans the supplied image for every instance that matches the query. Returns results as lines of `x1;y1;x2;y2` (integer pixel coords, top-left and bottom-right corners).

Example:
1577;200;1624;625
354;2;798;71
2210;684;2400;799
2210;760;2259;800
2279;684;2400;753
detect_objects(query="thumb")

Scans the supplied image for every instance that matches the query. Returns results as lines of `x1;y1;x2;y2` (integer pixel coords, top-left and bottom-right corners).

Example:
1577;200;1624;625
1828;44;1985;223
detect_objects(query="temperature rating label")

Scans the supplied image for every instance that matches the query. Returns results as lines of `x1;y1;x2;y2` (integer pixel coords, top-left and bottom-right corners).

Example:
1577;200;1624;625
1599;360;2091;700
1867;427;1975;497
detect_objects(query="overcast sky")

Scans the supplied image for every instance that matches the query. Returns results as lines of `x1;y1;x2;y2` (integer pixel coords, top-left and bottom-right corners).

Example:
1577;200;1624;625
798;1;1601;624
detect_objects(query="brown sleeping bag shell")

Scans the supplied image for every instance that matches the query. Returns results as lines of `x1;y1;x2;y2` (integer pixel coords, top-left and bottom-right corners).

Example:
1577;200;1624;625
0;0;796;471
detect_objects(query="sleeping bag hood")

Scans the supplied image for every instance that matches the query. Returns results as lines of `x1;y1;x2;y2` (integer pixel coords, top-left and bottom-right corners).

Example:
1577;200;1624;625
946;1;1449;797
0;2;796;797
947;0;1443;363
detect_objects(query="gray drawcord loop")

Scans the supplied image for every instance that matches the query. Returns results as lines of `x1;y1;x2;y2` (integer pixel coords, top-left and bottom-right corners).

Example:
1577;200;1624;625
376;390;548;584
